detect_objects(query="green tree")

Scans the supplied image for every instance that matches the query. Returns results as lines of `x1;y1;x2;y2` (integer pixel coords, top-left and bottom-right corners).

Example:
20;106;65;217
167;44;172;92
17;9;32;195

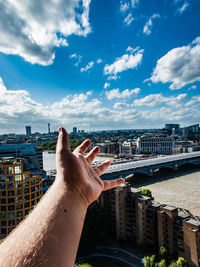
155;259;166;267
169;257;188;267
140;188;152;198
159;246;167;260
144;255;156;267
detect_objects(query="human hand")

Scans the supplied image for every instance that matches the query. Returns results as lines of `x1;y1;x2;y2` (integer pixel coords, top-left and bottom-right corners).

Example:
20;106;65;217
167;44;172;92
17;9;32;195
56;127;125;206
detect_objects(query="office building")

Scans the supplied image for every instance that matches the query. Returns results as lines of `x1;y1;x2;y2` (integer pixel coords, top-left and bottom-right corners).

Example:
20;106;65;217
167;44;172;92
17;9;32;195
0;158;43;239
26;126;31;136
48;123;50;134
137;135;174;154
99;183;200;266
165;124;180;131
73;127;77;135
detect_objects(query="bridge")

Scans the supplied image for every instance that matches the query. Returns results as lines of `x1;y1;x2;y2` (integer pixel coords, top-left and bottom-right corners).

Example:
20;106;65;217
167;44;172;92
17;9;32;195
101;151;200;180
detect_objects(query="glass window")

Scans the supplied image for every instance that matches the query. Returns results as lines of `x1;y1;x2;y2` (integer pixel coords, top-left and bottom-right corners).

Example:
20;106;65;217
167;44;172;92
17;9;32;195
24;188;29;194
16;204;23;210
1;229;6;234
25;202;30;208
24;181;29;187
17;189;22;195
1;191;6;197
1;213;6;219
8;205;15;211
31;200;35;206
0;168;5;175
7;167;13;175
0;184;5;189
8;190;14;197
8;198;14;204
16;182;22;188
31;186;35;192
30;180;35;185
1;221;6;227
16;197;22;203
0;175;5;182
15;174;22;181
1;206;6;211
23;174;29;180
1;199;6;204
8;183;14;189
15;166;21;174
17;211;23;217
36;179;39;184
8;213;15;219
25;210;29;216
7;176;14;182
8;220;15;226
24;195;30;201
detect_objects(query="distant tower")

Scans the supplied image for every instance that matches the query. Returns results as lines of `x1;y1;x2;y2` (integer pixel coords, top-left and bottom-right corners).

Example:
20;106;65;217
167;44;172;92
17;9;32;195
26;126;31;136
73;127;77;135
48;123;50;134
172;128;175;135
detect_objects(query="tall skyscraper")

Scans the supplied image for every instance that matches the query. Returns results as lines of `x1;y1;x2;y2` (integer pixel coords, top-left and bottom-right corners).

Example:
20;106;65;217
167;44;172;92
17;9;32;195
73;127;77;135
26;126;31;136
48;123;50;134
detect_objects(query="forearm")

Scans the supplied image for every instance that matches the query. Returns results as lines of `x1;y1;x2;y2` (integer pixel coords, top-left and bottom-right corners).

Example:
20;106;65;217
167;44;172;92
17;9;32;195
0;178;88;267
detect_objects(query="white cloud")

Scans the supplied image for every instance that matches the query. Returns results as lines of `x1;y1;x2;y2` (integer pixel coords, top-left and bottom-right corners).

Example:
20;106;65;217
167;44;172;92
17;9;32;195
0;76;199;133
188;85;197;90
107;75;120;81
120;1;130;13
104;82;110;89
106;88;140;100
0;0;91;65
124;13;134;25
143;13;160;35
97;58;102;64
104;47;144;76
69;53;82;66
149;36;200;89
80;61;94;72
177;2;189;14
133;93;187;107
131;0;139;8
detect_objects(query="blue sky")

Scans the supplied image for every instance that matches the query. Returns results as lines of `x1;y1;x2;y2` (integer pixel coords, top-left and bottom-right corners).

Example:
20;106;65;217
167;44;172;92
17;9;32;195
0;0;200;133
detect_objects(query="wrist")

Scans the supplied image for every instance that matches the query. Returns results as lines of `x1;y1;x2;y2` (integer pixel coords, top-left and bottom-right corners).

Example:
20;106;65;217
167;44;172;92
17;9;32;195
54;176;89;210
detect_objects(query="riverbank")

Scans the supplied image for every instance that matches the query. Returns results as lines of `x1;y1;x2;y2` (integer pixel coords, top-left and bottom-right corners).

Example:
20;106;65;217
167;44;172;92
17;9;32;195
131;166;200;216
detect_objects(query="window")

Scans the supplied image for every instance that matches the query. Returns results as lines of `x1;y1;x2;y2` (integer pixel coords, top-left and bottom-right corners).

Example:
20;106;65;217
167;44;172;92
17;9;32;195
24;181;29;187
24;188;29;194
1;199;6;204
1;213;6;219
1;191;6;197
24;195;30;201
7;167;13;175
15;174;22;181
8;213;15;219
0;175;5;182
1;206;6;211
7;176;14;182
0;168;5;175
16;182;22;188
23;174;29;180
16;204;23;210
0;184;6;189
17;211;23;217
8;183;14;189
8;190;14;197
31;186;35;192
25;202;30;208
17;189;22;195
1;221;6;227
15;166;21;174
8;198;14;204
16;197;22;203
8;205;15;211
31;193;35;199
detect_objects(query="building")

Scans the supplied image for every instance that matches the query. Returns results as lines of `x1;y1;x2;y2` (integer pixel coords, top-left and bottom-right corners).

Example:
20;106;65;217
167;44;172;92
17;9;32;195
99;183;200;266
119;141;132;156
48;123;50;134
137;135;174;154
165;124;180;131
95;142;119;155
0;158;43;240
0;144;43;170
26;126;31;136
73;127;77;135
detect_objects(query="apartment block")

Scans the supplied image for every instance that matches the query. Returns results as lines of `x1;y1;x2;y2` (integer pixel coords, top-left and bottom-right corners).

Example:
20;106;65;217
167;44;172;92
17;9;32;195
0;158;43;240
99;183;200;266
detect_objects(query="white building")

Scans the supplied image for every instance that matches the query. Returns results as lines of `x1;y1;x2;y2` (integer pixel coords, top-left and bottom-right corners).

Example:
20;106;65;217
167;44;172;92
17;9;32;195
136;135;174;154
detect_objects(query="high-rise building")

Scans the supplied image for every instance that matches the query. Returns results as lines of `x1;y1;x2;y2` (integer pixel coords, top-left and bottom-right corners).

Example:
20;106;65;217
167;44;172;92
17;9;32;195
0;158;43;240
165;124;180;131
25;126;31;136
48;123;50;134
73;127;77;135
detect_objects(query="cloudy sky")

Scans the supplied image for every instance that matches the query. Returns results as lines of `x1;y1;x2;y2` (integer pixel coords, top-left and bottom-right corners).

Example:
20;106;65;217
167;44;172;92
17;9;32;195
0;0;200;134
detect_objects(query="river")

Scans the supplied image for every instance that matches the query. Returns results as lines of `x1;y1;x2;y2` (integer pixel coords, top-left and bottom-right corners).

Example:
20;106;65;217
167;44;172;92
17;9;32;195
43;152;200;216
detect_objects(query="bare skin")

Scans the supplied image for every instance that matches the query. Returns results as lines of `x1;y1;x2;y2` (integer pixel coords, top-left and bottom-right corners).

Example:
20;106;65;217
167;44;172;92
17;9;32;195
0;127;124;267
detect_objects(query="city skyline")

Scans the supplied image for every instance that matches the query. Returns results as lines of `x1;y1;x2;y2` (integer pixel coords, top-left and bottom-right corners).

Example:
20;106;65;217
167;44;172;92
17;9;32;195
0;0;200;133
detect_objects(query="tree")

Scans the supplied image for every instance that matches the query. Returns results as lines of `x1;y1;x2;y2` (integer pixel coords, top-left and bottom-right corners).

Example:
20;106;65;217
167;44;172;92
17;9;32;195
144;255;156;267
140;188;152;198
159;246;167;260
169;257;188;267
155;259;166;267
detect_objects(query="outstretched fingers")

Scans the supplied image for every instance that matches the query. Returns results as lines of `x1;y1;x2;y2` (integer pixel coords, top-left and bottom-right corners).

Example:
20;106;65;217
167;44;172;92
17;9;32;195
94;160;111;177
74;139;91;154
85;146;100;164
103;178;125;191
56;127;70;153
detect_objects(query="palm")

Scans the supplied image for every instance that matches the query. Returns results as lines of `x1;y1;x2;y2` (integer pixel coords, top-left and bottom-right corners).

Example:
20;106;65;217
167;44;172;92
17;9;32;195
56;128;124;205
